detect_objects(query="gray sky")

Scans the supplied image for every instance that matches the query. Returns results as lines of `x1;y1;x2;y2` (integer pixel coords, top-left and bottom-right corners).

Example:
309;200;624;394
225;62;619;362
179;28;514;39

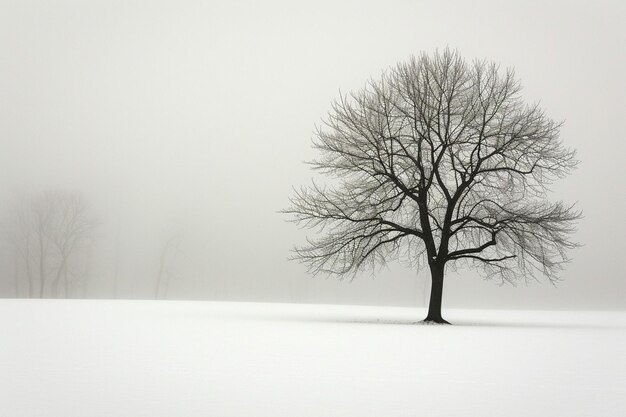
1;0;625;309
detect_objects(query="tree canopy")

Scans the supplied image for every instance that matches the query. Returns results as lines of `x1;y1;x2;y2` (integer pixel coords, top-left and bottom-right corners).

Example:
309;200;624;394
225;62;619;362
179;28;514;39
284;49;580;323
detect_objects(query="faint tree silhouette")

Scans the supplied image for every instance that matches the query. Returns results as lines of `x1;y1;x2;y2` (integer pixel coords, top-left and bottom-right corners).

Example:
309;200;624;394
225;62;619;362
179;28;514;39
7;191;97;298
284;49;580;324
155;235;182;299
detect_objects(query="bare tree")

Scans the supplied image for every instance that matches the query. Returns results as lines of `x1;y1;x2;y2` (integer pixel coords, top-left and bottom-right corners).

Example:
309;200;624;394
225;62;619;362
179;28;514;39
7;191;97;298
283;49;580;324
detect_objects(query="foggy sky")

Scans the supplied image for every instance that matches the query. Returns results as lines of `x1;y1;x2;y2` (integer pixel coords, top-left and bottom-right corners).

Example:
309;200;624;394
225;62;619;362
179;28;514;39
1;0;625;309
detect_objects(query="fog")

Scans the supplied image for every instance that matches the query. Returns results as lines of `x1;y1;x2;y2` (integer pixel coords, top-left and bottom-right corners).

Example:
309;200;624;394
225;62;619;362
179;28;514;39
1;0;625;309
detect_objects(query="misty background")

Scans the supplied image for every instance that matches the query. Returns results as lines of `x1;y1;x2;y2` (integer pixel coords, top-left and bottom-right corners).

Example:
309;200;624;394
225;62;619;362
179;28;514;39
1;0;624;309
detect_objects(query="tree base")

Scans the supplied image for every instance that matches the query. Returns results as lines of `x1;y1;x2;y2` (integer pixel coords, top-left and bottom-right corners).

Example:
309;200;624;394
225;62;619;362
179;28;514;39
420;317;451;325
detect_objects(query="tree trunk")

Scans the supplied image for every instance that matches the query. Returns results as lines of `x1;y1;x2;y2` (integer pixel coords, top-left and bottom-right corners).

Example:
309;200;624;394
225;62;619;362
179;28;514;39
25;243;33;298
14;253;20;298
51;257;67;299
63;268;69;298
38;238;45;298
423;263;450;324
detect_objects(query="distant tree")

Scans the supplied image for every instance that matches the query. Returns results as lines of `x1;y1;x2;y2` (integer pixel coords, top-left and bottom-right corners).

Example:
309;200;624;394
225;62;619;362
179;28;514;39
283;49;580;324
7;191;97;298
155;236;181;299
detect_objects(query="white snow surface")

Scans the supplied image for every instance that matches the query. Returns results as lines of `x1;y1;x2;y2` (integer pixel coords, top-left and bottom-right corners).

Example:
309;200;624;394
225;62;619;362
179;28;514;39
1;299;625;417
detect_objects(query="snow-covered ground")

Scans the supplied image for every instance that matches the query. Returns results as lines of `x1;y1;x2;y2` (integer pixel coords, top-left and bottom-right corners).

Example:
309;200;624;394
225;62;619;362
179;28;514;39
1;300;625;417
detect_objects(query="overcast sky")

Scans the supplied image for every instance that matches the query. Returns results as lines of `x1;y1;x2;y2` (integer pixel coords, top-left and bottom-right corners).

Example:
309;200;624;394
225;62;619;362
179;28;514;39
1;0;624;309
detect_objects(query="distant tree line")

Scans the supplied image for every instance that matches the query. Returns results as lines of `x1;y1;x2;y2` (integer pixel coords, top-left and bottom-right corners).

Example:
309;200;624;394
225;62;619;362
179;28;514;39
1;190;183;299
4;191;97;298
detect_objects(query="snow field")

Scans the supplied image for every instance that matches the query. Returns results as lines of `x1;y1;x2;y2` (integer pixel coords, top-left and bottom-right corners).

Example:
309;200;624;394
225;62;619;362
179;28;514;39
1;299;625;417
